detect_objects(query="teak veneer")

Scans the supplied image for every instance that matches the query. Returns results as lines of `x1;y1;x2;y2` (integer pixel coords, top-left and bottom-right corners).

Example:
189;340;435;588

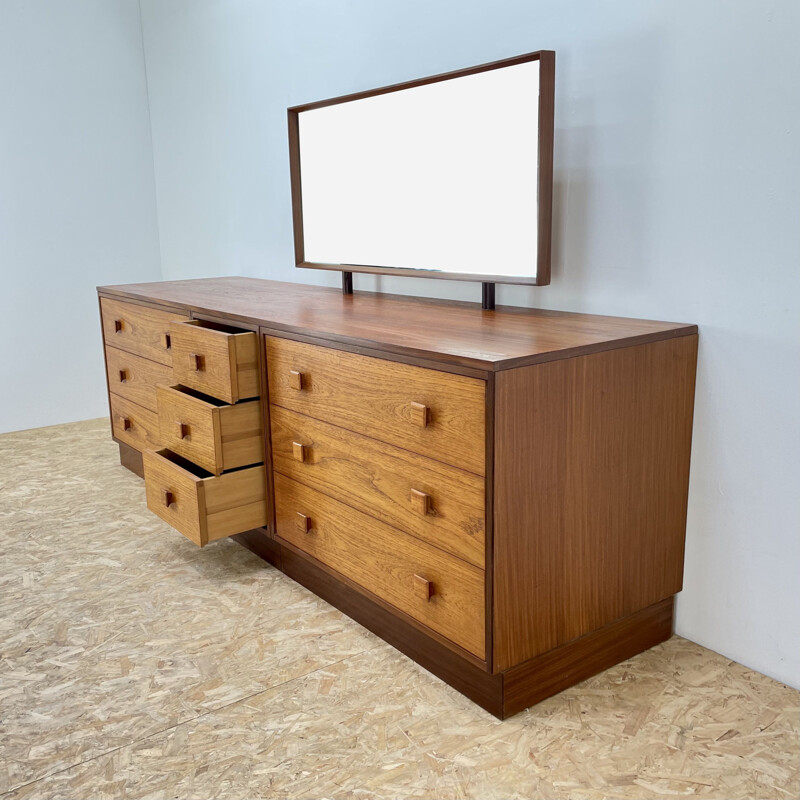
97;276;698;718
157;385;263;475
270;406;486;568
266;335;486;475
102;276;695;372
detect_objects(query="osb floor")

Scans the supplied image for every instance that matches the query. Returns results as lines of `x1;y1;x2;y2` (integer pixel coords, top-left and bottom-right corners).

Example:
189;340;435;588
0;419;797;800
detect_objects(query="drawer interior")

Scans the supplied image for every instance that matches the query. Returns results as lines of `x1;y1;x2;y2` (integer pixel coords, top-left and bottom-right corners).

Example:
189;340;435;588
178;319;249;336
152;447;264;479
155;447;214;478
166;383;230;407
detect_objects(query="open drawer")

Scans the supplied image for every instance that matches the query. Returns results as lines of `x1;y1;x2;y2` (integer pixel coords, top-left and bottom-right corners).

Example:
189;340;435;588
157;384;263;475
143;449;267;546
170;320;259;404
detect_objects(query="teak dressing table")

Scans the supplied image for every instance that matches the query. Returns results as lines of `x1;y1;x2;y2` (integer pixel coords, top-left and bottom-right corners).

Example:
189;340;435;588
97;276;698;718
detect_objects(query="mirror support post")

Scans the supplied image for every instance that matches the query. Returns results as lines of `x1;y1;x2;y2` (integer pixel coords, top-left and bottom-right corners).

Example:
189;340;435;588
342;271;353;295
482;282;496;310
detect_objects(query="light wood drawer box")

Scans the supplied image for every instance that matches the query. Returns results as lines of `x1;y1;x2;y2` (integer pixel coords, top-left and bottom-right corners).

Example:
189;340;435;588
170;320;260;404
266;337;486;476
143;449;267;547
271;405;485;568
100;298;188;366
105;346;173;412
110;394;161;453
274;473;485;658
157;385;262;475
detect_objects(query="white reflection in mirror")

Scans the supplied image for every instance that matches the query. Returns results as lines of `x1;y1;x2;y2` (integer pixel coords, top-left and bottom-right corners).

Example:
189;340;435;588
298;60;540;278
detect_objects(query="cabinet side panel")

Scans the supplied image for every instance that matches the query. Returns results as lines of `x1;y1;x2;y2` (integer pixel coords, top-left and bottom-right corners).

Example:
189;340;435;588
493;335;698;671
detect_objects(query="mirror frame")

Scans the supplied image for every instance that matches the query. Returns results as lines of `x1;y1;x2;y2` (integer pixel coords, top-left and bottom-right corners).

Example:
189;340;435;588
288;50;555;286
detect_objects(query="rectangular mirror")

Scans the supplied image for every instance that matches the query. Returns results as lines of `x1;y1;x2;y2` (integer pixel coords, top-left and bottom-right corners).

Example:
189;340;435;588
288;51;554;285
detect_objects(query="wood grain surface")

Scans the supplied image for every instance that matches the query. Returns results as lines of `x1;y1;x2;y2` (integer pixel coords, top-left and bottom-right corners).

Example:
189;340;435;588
203;464;268;542
266;336;486;475
271;406;485;567
144;449;267;547
118;440;144;477
98;277;697;372
100;297;187;365
502;598;674;717
492;335;698;671
143;449;205;545
274;473;486;658
170;321;260;404
109;394;161;453
156;385;262;475
105;346;173;412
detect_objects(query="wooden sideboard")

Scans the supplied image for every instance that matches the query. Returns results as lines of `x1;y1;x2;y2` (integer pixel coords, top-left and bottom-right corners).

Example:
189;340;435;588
97;277;698;718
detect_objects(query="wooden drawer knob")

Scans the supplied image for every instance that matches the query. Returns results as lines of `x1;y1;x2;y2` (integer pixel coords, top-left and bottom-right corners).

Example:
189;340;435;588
190;353;205;371
114;319;124;333
121;416;132;432
409;402;429;427
289;370;304;391
176;422;190;440
295;511;312;533
410;488;431;516
162;489;175;508
118;369;129;383
292;441;307;463
413;574;434;601
162;332;171;350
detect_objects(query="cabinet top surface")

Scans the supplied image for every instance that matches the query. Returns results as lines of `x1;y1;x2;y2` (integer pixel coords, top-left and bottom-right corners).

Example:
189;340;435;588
98;277;696;371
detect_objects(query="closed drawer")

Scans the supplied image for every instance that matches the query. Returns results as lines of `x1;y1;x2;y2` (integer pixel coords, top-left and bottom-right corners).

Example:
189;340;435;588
105;346;173;411
143;449;267;547
100;297;188;366
266;337;486;475
271;406;485;568
274;473;485;658
171;320;259;404
157;385;263;475
110;394;161;452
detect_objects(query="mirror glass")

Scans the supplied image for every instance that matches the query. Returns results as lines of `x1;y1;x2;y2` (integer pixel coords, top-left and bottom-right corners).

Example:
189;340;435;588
295;58;545;282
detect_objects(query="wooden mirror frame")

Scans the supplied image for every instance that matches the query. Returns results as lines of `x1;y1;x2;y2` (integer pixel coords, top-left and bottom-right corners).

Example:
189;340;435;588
287;50;555;287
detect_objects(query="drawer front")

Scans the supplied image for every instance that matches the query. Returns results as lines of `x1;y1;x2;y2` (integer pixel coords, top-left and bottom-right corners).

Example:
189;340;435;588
157;385;263;475
144;449;267;547
110;394;161;452
171;321;259;404
100;297;188;366
105;346;172;411
266;337;486;475
271;406;485;568
274;473;486;658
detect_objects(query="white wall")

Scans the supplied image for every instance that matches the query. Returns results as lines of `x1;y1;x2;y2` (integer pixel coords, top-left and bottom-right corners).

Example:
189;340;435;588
142;0;800;686
0;0;161;433
139;0;800;690
3;0;792;692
